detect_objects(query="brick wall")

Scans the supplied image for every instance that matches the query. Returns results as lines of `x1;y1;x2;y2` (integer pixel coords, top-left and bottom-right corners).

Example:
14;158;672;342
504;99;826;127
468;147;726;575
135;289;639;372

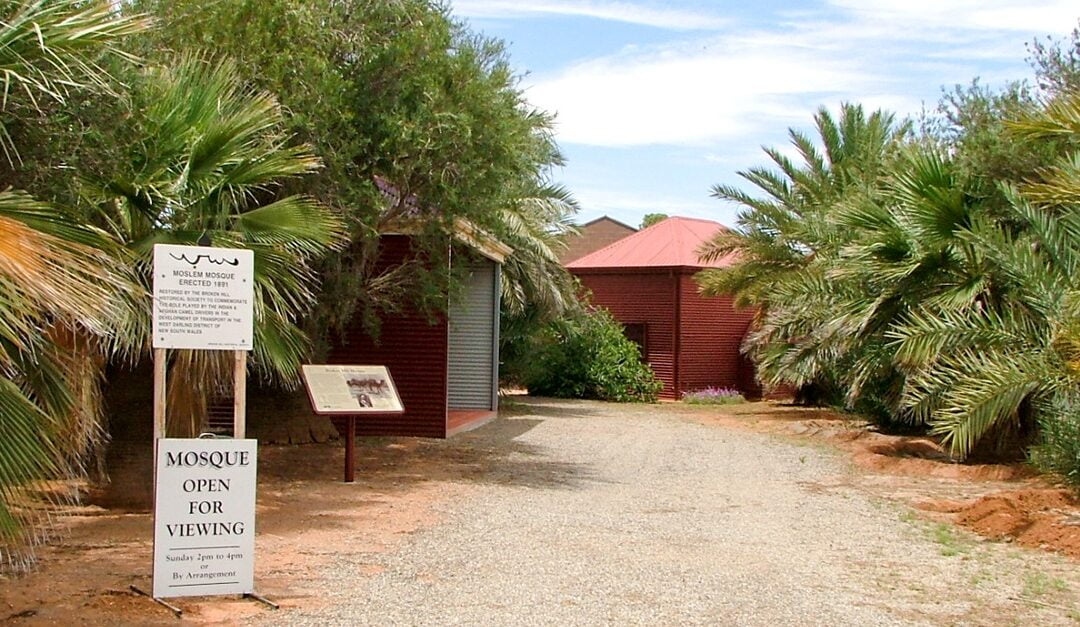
560;218;636;264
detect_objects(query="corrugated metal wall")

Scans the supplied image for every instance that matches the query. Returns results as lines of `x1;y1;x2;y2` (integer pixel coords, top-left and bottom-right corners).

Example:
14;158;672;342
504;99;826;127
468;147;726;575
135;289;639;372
447;259;497;409
677;273;757;396
327;235;449;438
574;270;758;401
575;272;679;399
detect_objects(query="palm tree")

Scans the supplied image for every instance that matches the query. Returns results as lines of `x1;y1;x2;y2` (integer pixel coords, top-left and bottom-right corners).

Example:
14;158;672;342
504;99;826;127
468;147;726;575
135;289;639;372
809;148;991;421
892;189;1079;456
495;181;581;386
84;55;346;436
892;88;1080;458
697;104;907;404
698;104;905;305
498;181;580;317
0;0;148;566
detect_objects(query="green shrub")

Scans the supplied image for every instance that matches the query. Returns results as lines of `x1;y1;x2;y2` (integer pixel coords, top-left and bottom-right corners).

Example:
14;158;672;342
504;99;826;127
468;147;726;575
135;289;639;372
524;309;662;402
1029;398;1080;488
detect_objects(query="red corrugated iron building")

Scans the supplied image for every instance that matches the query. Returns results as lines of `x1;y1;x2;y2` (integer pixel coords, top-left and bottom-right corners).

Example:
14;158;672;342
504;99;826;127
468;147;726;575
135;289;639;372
328;232;510;437
566;216;758;400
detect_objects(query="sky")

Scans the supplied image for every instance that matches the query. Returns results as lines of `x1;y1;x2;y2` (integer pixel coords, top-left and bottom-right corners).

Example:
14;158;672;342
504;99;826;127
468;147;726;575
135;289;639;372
449;0;1079;229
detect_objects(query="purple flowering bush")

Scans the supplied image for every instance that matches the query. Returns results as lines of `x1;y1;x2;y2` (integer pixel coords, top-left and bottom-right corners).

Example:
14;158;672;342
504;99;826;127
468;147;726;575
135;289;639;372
682;387;745;405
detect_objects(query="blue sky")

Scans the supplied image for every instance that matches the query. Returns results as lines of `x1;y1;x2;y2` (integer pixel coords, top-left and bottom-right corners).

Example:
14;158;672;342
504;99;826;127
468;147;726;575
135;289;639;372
449;1;1079;228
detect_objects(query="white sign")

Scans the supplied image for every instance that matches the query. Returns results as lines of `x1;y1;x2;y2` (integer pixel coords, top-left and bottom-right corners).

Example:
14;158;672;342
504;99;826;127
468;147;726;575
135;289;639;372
153;438;257;598
152;244;254;350
301;364;405;414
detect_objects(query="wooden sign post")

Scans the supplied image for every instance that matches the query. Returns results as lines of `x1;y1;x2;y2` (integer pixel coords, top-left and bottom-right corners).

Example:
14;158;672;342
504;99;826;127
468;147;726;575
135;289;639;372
141;243;273;612
152;348;244;438
300;365;404;482
151;242;255;439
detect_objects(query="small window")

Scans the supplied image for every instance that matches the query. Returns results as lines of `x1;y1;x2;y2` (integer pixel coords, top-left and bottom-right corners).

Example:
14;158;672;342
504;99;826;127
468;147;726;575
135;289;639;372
622;323;647;360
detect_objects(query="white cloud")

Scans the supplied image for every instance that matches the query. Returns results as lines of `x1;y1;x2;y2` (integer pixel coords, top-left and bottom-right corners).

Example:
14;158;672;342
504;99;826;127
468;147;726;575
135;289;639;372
452;1;729;30
522;1;1074;147
526;33;875;146
451;1;1079;222
825;0;1078;34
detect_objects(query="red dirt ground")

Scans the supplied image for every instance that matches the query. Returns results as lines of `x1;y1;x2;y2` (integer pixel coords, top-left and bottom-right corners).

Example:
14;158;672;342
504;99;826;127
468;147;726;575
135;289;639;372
679;401;1080;561
918;489;1080;559
0;439;471;625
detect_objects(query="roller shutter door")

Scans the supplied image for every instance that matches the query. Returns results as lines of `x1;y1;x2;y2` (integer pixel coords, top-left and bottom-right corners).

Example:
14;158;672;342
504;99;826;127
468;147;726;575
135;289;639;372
448;261;496;409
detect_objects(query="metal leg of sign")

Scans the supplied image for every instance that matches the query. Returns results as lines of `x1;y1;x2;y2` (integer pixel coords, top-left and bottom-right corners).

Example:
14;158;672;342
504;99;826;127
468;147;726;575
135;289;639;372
243;592;280;609
233;350;247;438
129;585;182;618
345;415;356;483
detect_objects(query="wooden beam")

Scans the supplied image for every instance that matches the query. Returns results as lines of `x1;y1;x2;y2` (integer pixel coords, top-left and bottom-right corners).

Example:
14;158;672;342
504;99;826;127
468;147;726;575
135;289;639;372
153;348;167;441
233;351;247;439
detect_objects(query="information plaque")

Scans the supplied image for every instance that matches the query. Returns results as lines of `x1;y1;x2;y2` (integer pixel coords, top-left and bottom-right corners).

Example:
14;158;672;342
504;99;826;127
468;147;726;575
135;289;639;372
152;243;255;350
301;365;404;415
153;438;257;599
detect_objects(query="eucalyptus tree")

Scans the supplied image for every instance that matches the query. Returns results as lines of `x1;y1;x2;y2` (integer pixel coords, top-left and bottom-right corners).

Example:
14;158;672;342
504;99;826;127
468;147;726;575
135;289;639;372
1028;22;1080;97
641;213;668;229
0;0;148;566
125;0;579;349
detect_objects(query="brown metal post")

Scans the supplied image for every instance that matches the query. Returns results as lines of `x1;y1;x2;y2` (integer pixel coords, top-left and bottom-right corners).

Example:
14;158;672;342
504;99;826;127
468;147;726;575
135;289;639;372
344;416;356;483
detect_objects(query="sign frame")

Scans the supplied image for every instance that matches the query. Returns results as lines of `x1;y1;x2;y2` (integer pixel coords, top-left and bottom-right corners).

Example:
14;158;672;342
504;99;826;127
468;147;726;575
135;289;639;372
152;437;258;599
300;364;405;416
152;243;255;352
300;364;404;483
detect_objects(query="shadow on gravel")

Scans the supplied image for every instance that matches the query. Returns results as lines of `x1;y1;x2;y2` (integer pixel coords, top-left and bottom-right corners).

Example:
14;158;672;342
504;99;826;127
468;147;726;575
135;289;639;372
501;396;609;420
256;411;600;536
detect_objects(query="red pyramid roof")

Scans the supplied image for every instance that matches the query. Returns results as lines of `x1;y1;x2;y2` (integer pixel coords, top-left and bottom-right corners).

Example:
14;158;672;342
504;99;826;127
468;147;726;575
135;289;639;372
566;216;736;269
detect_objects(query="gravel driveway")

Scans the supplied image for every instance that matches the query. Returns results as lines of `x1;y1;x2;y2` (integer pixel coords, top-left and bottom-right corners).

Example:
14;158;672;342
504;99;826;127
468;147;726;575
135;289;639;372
272;398;1080;626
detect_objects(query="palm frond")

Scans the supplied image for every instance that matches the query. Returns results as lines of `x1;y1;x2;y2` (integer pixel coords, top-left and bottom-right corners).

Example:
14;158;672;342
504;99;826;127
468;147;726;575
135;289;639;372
234;196;347;255
0;0;150;163
0;191;137;340
890;306;1039;369
1006;90;1080;141
929;349;1053;456
498;182;579;316
0;376;67;568
1018;152;1080;208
